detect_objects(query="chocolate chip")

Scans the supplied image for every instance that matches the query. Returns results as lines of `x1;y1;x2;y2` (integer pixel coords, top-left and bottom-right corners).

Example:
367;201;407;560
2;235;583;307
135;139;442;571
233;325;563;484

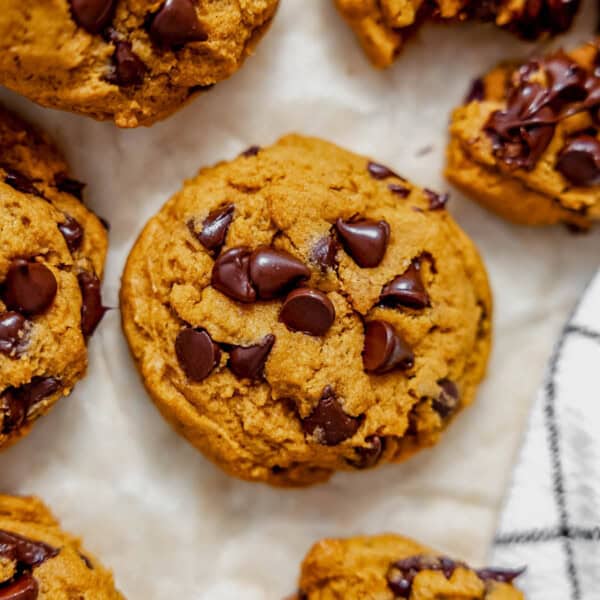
349;435;384;469
388;183;410;197
110;42;147;86
1;260;57;316
380;261;430;309
69;0;117;33
228;334;275;380
190;204;234;255
249;247;310;299
280;288;335;336
78;272;106;337
476;566;526;584
58;214;84;253
465;77;485;102
1;378;60;434
3;168;41;197
149;0;208;47
432;379;459;418
54;173;85;200
367;161;403;180
556;135;600;186
424;189;449;210
79;552;94;570
362;320;414;374
211;247;256;303
387;556;460;598
175;327;220;382
335;217;390;268
0;312;28;357
241;146;260;157
311;235;339;272
0;530;58;567
0;573;38;600
301;387;361;446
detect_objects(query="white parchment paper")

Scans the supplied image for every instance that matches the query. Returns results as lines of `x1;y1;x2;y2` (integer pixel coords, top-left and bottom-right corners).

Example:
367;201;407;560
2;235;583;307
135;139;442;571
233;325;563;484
1;2;600;598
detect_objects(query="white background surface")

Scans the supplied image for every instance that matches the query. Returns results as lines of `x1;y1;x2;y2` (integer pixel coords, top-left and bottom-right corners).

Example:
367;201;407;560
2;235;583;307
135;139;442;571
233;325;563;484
1;2;600;598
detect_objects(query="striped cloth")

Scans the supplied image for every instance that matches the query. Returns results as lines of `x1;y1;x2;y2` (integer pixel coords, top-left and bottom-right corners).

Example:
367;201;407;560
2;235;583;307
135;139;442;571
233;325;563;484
490;271;600;600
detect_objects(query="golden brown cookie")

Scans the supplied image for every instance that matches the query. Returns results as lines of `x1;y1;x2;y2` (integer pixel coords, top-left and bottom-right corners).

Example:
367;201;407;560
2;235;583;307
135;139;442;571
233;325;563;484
295;534;525;599
334;0;581;68
120;134;491;487
446;40;600;229
0;1;279;127
0;494;123;599
0;105;108;450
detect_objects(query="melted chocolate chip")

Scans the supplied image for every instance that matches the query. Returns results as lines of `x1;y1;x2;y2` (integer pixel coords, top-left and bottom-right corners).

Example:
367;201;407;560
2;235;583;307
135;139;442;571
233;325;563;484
424;189;449;210
432;379;460;418
69;0;117;34
280;288;335;336
1;260;57;316
311;235;339;271
149;0;208;47
556;135;600;186
362;320;414;374
249;247;310;299
211;247;256;303
0;573;38;600
175;327;221;382
380;261;430;310
241;146;260;157
0;312;28;357
190;204;234;255
335;217;390;268
301;387;361;446
465;77;485;102
58;214;84;253
78;272;106;337
387;556;460;598
476;566;526;584
54;174;85;200
110;42;147;86
228;334;275;380
388;183;410;197
3;169;41;197
367;161;403;180
349;435;384;469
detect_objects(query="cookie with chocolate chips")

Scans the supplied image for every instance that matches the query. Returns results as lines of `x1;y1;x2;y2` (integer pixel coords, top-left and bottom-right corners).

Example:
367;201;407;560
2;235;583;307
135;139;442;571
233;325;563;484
447;40;600;229
121;134;491;487
0;494;123;599
334;0;580;69
295;534;524;599
0;0;278;127
0;105;107;450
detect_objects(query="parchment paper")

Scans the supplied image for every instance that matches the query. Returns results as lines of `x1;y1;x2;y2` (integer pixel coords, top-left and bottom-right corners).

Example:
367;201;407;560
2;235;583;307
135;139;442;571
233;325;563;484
1;2;600;598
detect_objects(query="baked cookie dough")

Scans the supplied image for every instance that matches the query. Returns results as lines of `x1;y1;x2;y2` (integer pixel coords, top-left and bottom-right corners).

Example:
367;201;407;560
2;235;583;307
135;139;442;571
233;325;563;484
295;534;525;599
0;0;279;127
334;0;581;68
446;40;600;229
0;105;108;450
121;134;491;487
0;494;123;599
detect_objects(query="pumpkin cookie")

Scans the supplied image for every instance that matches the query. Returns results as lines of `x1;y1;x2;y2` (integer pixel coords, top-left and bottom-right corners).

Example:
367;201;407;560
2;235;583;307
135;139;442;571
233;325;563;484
120;134;491;487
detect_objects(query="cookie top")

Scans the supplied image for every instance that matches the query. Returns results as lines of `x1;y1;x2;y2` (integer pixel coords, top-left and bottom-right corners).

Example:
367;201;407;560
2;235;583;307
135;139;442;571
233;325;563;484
121;134;491;487
0;105;108;450
0;1;279;127
296;534;525;599
334;0;580;68
446;40;600;228
0;494;123;599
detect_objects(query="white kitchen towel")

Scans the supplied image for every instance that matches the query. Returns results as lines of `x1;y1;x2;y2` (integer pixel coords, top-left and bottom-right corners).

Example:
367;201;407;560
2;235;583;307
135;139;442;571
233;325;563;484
490;270;600;599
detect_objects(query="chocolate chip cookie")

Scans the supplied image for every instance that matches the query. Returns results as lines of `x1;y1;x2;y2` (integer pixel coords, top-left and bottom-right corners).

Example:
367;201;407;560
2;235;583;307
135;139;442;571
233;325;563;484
294;534;525;599
0;494;123;599
447;40;600;229
334;0;580;68
120;134;491;487
0;105;108;450
0;1;278;127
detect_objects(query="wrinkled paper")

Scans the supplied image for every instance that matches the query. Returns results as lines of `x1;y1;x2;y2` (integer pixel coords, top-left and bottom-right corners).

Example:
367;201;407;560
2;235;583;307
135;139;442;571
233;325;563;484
0;2;599;598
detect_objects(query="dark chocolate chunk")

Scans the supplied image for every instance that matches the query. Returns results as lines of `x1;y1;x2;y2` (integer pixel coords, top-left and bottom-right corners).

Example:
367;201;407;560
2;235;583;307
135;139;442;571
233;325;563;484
190;204;234;255
0;529;58;566
367;161;403;181
110;42;147;86
228;334;275;380
58;214;84;253
310;235;339;271
335;217;390;268
211;247;256;303
556;135;600;186
388;183;410;198
476;566;526;584
249;247;310;299
280;288;335;336
362;320;414;374
387;556;460;598
77;272;107;337
149;0;208;47
175;327;221;382
3;169;41;198
0;573;38;600
54;174;85;200
0;312;28;357
241;146;260;157
349;435;384;469
301;387;361;446
465;77;485;103
432;379;460;419
424;189;449;210
380;261;430;309
1;260;57;316
69;0;117;33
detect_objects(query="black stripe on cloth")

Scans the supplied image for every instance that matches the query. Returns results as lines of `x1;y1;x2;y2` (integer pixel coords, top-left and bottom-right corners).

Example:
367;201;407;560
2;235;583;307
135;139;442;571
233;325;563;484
565;324;600;343
495;527;600;545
